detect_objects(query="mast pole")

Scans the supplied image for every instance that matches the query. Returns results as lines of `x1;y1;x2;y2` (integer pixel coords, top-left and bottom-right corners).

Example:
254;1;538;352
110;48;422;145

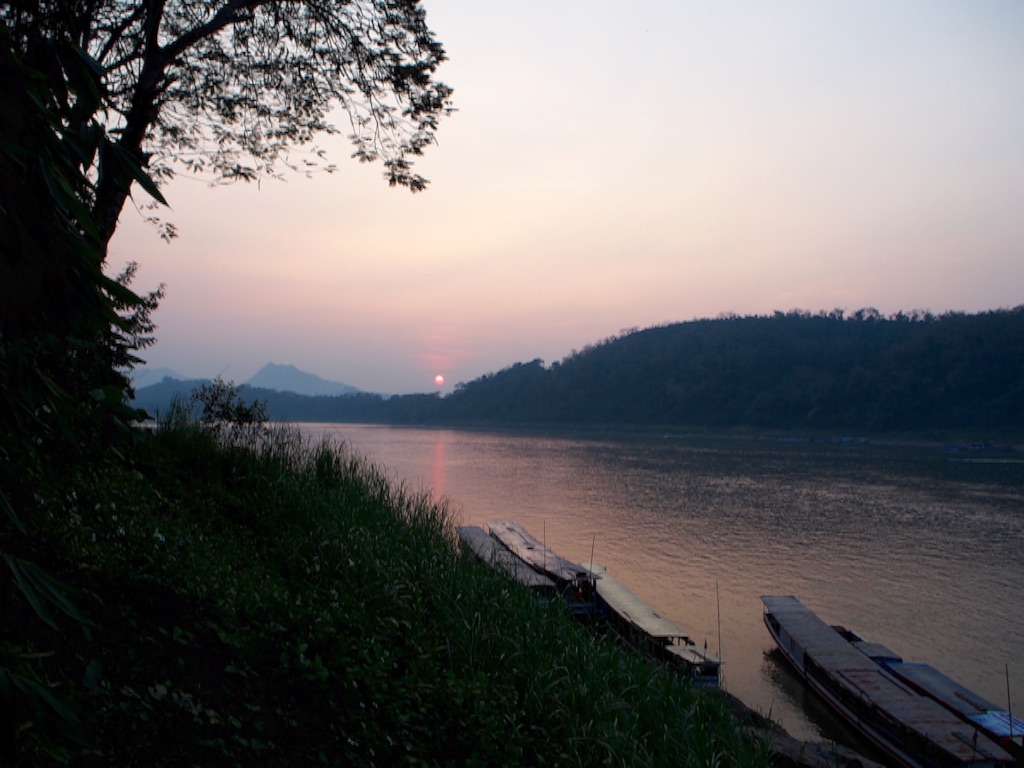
1008;664;1014;742
716;580;722;661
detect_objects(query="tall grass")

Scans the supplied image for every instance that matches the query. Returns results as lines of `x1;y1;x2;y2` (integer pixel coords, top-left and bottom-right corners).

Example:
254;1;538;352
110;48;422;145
22;417;772;766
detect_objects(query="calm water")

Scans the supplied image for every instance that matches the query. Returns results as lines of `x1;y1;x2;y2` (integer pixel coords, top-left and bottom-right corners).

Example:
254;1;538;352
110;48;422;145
302;423;1024;747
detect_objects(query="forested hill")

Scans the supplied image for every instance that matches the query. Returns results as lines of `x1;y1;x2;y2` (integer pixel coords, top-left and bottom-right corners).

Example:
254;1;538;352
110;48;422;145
437;308;1024;433
138;308;1024;435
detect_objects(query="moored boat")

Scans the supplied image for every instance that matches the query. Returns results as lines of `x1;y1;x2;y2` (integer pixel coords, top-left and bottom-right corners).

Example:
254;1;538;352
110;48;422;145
762;595;1013;768
457;525;557;601
590;563;720;687
486;520;599;616
833;625;1023;764
884;663;1024;766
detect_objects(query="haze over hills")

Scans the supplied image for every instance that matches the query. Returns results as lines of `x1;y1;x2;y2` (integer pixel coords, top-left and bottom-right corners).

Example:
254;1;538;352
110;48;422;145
132;307;1024;437
131;363;360;416
132;362;359;396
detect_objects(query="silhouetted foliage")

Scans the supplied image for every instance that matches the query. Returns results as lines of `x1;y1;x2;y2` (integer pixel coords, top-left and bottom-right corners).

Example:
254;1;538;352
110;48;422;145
167;377;269;440
1;0;454;249
1;25;167;762
2;2;453;759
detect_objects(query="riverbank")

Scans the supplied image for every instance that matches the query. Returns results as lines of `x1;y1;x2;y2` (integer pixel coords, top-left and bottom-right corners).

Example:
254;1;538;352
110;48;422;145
718;690;881;768
307;421;1024;757
9;419;776;766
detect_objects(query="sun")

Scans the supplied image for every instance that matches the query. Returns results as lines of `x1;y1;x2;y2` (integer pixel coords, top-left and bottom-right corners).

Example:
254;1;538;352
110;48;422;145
434;374;445;386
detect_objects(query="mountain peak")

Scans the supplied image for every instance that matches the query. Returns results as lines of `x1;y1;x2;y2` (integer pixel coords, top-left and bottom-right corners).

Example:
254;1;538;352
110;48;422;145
245;363;359;396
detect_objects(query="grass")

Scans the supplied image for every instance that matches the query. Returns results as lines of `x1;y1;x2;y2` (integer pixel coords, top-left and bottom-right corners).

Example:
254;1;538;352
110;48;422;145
12;415;773;766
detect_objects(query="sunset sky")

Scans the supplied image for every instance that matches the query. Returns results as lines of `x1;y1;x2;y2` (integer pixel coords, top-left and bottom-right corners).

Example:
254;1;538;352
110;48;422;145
111;0;1024;395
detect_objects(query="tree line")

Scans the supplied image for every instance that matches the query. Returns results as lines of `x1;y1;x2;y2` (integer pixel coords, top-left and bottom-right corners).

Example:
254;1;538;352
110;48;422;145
137;307;1024;435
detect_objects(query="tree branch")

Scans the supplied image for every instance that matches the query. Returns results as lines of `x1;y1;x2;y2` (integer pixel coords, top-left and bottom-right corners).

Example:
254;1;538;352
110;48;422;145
161;0;266;63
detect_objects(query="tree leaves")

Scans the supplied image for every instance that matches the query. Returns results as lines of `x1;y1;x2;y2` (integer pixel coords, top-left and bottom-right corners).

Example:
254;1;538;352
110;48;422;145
2;555;89;630
1;25;166;764
3;0;454;250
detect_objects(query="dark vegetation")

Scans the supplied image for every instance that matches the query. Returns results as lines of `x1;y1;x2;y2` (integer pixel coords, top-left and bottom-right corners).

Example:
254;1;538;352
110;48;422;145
136;308;1024;436
9;400;772;765
2;10;769;765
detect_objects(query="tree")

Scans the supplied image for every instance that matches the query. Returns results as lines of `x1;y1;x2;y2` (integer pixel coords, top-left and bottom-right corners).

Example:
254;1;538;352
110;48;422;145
1;0;454;250
2;2;450;755
179;376;269;436
2;26;165;762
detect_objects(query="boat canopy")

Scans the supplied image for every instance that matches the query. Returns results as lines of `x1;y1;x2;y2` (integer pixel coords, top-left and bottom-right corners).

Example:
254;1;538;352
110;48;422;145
667;643;719;668
969;712;1024;741
487;520;598;584
458;525;556;590
887;662;1024;741
590;563;691;642
852;640;903;665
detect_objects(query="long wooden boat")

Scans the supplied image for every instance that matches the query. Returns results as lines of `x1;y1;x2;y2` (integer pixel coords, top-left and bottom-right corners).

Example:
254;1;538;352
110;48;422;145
457;525;557;600
486;520;599;616
834;626;1023;764
590;563;720;687
886;663;1023;767
762;595;1013;768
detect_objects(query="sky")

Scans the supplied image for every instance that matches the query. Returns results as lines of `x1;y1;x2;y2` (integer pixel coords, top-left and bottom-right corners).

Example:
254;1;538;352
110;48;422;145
111;0;1024;395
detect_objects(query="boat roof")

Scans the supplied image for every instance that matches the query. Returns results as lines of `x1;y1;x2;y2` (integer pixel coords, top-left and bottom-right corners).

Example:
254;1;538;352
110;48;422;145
762;596;1013;766
486;520;598;584
589;563;691;641
888;662;1000;715
888;662;1024;739
970;712;1024;742
457;525;556;590
763;596;896;673
666;643;721;669
852;640;903;664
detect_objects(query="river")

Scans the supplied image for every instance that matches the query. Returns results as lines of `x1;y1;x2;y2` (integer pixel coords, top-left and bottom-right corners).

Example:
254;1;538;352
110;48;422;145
300;423;1024;749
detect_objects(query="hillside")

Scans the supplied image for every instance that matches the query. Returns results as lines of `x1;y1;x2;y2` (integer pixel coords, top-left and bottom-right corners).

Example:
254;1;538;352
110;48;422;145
134;308;1024;436
10;413;771;765
442;307;1024;433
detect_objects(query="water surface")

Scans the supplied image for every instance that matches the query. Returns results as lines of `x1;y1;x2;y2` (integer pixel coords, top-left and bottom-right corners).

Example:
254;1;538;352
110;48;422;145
303;424;1024;747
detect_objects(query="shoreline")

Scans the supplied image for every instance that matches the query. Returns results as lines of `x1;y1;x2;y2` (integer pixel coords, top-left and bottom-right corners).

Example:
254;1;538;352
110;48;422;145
718;690;881;768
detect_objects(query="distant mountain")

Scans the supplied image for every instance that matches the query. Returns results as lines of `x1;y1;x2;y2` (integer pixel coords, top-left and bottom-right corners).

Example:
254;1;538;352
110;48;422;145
244;363;359;396
131;364;360;417
131;377;210;417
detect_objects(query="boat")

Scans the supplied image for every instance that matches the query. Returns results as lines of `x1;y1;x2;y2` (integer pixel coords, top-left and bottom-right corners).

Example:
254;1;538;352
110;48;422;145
833;626;1023;764
486;520;599;616
762;595;1013;768
457;525;557;601
590;563;720;687
885;663;1024;766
